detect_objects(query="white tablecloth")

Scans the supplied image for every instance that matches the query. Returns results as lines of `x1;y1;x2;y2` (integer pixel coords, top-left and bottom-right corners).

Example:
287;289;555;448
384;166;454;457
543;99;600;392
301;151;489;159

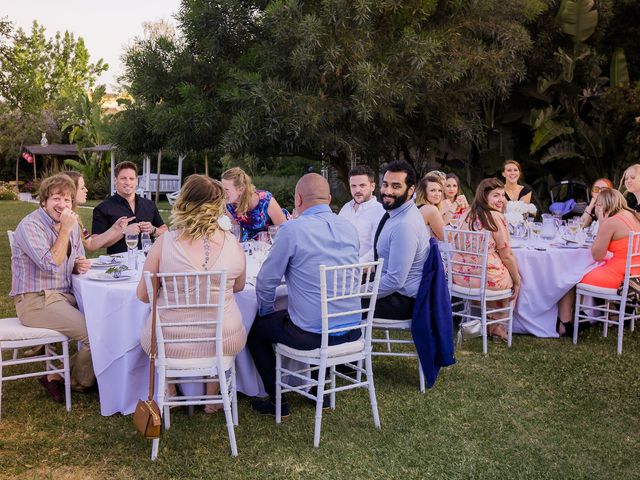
512;241;597;337
72;255;285;416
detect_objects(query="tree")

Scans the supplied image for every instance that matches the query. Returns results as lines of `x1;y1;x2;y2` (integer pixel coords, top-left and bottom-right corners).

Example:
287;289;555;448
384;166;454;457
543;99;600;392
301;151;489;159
0;20;107;113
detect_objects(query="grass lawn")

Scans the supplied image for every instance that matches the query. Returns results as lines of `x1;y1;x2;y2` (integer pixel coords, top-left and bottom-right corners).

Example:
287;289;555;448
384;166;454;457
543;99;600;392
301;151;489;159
0;200;639;479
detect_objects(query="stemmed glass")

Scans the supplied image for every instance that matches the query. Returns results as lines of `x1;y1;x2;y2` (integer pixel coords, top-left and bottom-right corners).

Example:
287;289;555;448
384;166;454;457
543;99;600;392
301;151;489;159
125;232;139;270
141;232;152;257
268;225;279;244
530;222;543;246
231;224;242;242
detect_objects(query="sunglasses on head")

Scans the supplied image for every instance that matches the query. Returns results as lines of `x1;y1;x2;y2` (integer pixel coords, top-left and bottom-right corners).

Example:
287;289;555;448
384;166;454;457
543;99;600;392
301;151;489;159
591;186;608;193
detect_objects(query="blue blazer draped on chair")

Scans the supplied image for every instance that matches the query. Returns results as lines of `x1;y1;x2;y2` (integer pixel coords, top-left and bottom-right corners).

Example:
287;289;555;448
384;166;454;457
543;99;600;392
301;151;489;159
411;238;456;388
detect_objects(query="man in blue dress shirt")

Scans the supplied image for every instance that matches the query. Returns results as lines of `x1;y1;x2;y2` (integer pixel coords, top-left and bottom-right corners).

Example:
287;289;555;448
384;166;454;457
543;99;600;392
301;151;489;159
369;160;430;319
249;173;361;417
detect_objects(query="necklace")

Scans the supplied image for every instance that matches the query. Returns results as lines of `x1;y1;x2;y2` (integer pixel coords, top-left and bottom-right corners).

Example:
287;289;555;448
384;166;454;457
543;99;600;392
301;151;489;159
202;237;211;270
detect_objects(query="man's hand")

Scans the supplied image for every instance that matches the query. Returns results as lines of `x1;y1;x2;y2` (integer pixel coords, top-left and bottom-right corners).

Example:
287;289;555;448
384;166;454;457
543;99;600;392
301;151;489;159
137;221;154;234
74;255;92;274
124;223;141;235
59;208;78;234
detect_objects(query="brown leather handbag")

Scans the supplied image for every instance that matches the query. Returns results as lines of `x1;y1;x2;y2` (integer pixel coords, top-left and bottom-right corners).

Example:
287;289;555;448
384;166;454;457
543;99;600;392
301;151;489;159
133;276;162;439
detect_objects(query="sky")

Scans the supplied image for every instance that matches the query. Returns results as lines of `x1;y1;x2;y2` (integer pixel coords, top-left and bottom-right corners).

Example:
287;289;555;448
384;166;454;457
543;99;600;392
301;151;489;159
2;0;182;90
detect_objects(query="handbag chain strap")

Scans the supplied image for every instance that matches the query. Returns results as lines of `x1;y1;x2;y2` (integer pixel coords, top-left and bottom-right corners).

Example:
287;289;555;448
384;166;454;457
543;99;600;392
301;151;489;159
147;275;159;402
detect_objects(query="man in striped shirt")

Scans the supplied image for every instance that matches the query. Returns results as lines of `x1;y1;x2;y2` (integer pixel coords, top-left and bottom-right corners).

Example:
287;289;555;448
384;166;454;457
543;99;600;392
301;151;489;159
11;174;95;400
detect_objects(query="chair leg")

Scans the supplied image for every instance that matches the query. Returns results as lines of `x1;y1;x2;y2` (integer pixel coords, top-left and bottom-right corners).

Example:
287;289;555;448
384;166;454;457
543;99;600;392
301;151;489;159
0;351;4;420
330;365;336;409
62;341;71;413
275;352;283;424
313;361;328;447
617;304;625;356
418;361;425;394
218;365;238;457
365;354;381;429
231;365;238;427
481;301;488;355
384;330;391;352
151;438;160;461
355;359;363;383
507;301;514;348
573;292;581;345
12;349;18;361
603;301;610;338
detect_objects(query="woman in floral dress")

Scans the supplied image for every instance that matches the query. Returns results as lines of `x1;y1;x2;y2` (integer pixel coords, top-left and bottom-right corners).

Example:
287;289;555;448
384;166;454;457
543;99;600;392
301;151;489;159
452;178;521;341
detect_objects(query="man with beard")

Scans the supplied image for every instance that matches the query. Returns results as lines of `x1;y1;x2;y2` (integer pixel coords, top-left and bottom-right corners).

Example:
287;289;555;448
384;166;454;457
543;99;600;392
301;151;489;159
370;160;430;319
338;165;385;262
11;174;95;401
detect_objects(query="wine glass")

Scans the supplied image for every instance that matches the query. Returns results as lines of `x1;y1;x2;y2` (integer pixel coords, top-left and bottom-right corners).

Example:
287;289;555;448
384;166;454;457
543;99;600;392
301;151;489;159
530;222;543;245
125;232;139;269
141;232;152;256
268;225;279;244
567;221;580;239
231;224;242;241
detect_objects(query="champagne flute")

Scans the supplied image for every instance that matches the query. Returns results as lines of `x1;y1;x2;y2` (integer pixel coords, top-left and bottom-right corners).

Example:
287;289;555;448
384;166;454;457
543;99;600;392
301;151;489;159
141;232;152;256
125;232;139;269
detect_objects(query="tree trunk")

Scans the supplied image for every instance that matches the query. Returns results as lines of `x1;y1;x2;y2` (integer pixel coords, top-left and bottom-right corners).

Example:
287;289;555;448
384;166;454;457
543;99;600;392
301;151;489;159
155;149;162;204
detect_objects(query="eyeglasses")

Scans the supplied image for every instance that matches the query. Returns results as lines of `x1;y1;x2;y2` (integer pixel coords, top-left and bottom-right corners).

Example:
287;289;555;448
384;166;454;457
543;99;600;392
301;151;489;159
591;186;608;194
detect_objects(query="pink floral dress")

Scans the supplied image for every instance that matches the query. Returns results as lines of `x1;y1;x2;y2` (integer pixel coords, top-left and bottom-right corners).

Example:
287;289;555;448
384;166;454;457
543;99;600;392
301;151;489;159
452;210;514;291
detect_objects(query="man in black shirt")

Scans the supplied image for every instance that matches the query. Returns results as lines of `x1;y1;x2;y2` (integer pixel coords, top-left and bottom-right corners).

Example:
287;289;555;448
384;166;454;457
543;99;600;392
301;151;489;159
92;161;167;254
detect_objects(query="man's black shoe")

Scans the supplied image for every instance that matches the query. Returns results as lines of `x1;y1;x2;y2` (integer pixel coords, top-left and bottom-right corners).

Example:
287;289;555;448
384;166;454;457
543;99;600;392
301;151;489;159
250;398;290;418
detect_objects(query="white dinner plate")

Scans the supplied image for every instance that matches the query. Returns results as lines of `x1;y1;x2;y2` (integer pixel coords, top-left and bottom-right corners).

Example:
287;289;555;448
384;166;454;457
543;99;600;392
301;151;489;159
86;271;135;282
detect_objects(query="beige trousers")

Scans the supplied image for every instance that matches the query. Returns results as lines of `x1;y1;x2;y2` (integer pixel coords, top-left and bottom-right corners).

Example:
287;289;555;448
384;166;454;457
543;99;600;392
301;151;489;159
15;291;95;388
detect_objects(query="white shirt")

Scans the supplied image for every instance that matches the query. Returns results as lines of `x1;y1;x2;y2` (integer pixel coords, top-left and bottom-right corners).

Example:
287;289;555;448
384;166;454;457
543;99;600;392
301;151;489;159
338;196;386;262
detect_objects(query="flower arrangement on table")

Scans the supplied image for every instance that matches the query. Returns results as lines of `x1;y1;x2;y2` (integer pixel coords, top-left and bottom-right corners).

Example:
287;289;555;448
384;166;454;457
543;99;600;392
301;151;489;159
505;201;537;227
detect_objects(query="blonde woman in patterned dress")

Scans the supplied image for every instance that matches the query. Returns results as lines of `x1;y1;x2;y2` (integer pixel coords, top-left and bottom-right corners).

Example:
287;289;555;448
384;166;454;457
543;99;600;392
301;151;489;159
137;174;247;413
452;178;521;341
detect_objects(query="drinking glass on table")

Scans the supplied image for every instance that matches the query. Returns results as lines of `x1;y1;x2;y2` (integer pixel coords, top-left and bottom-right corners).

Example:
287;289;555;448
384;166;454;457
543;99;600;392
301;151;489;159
567;220;581;239
125;232;139;270
141;232;152;256
231;224;242;241
268;225;279;244
530;222;543;245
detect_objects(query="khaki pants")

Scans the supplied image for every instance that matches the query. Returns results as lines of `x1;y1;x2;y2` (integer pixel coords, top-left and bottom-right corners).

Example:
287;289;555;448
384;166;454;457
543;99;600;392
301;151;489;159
15;291;95;389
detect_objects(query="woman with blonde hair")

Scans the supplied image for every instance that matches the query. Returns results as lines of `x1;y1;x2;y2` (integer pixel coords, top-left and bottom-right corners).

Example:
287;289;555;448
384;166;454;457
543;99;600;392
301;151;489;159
63;171;133;251
557;189;640;336
502;160;532;204
137;174;247;413
221;167;287;241
415;174;449;240
620;164;640;212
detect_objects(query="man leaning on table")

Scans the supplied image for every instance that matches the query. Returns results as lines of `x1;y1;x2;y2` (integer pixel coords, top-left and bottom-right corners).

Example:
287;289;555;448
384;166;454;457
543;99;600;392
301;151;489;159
338;164;386;262
10;174;95;402
249;173;361;417
367;160;430;320
92;161;167;255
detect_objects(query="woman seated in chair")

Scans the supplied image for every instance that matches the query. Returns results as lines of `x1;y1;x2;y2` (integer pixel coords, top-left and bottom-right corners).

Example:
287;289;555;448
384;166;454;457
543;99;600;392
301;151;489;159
502;160;532;204
580;178;614;229
415;174;450;240
444;173;469;216
620;163;640;213
137;174;247;413
451;178;521;341
64;171;132;251
221;167;287;241
557;189;640;336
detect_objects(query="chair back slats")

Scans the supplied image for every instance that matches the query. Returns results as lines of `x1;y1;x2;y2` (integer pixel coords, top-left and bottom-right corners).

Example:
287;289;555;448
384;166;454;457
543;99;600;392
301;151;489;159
620;232;640;297
443;227;490;294
319;260;383;350
144;270;227;360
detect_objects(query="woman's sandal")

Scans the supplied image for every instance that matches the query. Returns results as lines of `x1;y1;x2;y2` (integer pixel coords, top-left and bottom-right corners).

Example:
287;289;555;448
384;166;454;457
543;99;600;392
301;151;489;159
488;324;508;342
557;317;574;337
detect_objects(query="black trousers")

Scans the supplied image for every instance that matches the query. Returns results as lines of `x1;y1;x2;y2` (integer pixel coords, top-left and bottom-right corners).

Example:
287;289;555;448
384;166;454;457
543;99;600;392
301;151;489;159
363;292;415;320
247;310;361;399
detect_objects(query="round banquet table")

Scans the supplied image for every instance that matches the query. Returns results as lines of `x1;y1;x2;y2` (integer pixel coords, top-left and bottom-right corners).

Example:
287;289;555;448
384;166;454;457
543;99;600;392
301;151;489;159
511;240;598;337
72;253;286;416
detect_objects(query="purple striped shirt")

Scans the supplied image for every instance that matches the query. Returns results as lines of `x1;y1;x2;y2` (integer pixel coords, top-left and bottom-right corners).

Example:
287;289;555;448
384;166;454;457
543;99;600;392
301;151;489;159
10;207;85;296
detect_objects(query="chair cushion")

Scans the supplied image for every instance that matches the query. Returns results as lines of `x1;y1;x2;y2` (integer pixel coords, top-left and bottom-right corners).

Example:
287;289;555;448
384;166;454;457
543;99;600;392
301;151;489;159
164;355;234;371
451;284;512;298
276;339;365;358
576;283;618;296
372;318;412;329
0;317;67;341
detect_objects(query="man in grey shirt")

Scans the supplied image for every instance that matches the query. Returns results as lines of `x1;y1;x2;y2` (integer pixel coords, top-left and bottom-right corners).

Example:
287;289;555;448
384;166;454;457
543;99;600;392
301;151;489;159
370;160;430;319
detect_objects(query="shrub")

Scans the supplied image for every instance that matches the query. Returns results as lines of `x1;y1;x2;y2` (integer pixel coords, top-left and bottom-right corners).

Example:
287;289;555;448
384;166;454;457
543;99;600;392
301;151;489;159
253;175;297;213
0;182;18;201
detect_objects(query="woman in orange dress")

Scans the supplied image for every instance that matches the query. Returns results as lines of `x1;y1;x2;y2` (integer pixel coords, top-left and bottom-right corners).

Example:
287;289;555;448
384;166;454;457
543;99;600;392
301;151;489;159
558;189;640;335
452;178;521;340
